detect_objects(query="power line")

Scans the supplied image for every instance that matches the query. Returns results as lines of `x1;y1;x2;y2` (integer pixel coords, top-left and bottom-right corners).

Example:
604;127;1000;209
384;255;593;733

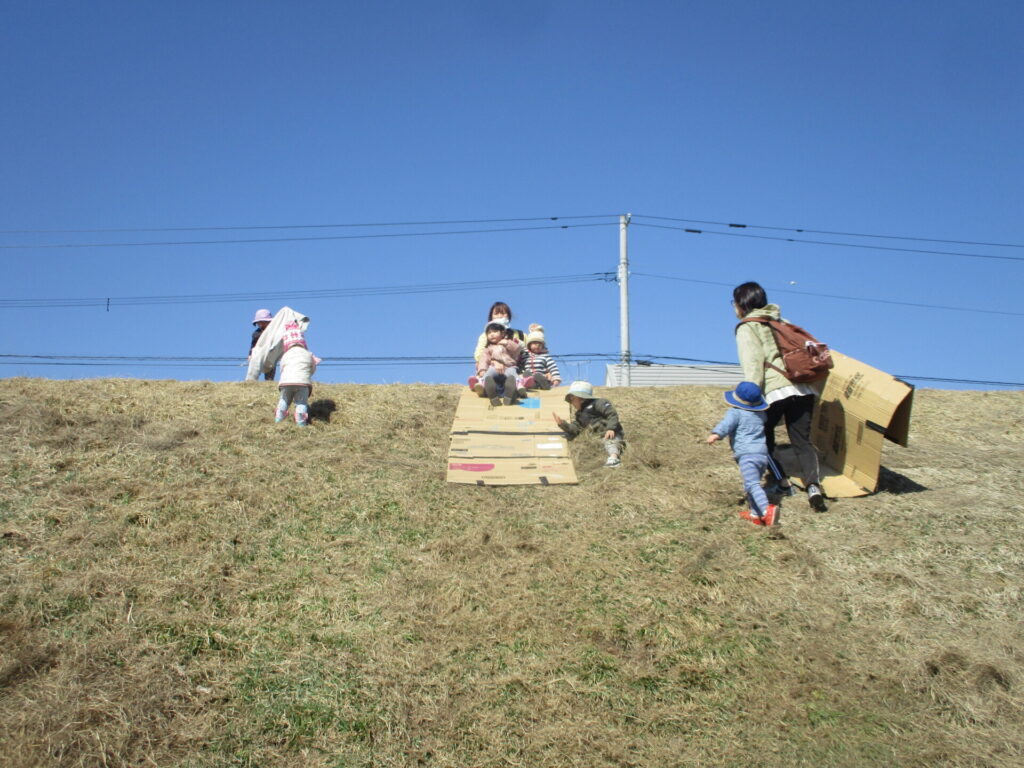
0;214;618;235
632;272;1024;317
0;221;614;250
632;221;1024;263
0;272;616;310
634;214;1024;249
1;353;1020;387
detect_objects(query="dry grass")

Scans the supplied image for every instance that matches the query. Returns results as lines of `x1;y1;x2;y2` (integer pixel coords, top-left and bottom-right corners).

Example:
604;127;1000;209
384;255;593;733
0;377;1022;767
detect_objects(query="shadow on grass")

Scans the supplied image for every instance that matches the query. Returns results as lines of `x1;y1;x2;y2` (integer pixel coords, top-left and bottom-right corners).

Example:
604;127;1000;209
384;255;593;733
876;466;928;494
309;399;338;424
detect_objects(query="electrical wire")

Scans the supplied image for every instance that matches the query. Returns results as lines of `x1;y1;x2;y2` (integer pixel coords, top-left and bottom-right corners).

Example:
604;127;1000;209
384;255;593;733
0;214;619;235
632;272;1024;317
634;214;1024;249
0;221;614;250
1;353;1019;387
0;272;616;310
631;221;1024;263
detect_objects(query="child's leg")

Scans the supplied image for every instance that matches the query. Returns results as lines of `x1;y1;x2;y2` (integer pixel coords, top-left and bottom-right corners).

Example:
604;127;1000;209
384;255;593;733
533;372;551;390
738;454;770;516
602;436;623;466
293;386;310;425
276;386;296;422
504;366;524;400
483;367;501;400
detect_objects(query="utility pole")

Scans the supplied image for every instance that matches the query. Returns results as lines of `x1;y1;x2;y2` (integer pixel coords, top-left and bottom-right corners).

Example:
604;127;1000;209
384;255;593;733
618;213;631;386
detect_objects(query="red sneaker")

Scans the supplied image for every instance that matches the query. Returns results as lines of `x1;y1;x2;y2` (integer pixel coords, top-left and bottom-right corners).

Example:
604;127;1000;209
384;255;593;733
739;509;764;525
762;504;781;526
468;376;484;395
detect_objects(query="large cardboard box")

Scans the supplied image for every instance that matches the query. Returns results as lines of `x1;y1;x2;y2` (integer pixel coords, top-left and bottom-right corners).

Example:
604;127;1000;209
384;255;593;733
793;351;914;497
446;387;579;486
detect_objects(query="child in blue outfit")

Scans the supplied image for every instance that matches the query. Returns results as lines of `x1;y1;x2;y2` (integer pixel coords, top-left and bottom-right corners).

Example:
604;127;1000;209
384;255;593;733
707;381;781;526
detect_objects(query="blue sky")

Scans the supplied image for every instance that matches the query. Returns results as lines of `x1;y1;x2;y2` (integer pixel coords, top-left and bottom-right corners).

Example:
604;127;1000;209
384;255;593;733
3;1;1022;388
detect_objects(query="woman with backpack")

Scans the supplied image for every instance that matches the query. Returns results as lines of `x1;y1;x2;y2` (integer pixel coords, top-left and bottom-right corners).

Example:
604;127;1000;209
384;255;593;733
732;281;828;512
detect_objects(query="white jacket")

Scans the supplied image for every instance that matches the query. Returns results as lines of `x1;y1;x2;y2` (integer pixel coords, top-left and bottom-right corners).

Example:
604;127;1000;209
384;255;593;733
278;345;317;387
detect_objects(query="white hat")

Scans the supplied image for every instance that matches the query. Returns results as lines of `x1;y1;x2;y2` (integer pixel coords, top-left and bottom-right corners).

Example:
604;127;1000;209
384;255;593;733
565;381;594;402
525;323;546;346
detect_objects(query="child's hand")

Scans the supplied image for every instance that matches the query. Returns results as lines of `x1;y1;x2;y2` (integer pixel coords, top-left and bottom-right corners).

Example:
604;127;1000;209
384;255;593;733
706;434;720;445
494;362;505;373
604;430;615;440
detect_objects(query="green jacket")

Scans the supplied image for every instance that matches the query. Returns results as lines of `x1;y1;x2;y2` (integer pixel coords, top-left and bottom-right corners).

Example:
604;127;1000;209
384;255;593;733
560;398;624;440
735;304;790;395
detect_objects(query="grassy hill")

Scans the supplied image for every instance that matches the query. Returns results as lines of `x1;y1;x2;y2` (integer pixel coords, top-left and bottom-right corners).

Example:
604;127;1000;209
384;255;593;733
1;378;1022;767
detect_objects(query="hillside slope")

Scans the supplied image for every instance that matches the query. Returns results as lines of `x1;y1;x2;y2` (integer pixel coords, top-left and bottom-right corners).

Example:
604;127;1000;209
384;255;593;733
1;379;1022;767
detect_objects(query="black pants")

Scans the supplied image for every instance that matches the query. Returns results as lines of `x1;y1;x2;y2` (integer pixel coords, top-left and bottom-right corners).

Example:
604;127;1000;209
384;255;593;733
765;394;820;487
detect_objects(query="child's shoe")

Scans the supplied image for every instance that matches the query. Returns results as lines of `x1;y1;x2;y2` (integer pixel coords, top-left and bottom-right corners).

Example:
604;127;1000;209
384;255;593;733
468;376;484;395
515;378;528;398
762;504;781;526
274;409;287;423
739;509;765;525
502;395;515;406
604;454;621;468
489;396;502;407
807;484;828;512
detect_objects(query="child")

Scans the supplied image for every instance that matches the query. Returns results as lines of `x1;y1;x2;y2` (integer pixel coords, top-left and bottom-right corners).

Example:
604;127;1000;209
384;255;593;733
275;321;320;426
473;301;526;366
518;324;561;390
706;381;780;526
249;308;274;381
475;321;526;406
553;381;625;468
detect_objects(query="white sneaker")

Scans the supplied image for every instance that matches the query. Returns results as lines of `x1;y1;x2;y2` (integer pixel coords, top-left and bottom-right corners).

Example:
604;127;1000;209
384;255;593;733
604;455;621;468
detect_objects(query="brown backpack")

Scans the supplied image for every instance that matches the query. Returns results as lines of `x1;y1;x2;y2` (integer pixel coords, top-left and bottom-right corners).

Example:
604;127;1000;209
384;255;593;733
737;317;834;383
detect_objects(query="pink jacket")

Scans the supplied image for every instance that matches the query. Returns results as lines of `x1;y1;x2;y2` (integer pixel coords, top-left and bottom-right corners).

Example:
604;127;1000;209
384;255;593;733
478;338;523;371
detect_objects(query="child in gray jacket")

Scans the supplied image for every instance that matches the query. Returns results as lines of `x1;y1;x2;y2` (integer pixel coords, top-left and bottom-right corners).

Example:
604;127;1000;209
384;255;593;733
707;381;780;526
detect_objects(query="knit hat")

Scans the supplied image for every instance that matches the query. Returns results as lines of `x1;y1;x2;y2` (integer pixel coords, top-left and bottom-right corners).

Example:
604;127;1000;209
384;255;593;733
724;381;768;411
525;323;546;347
282;321;307;351
564;380;595;402
252;308;272;325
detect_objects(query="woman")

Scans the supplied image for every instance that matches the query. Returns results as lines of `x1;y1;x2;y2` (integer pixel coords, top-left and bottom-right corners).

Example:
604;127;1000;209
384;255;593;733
732;281;827;512
472;301;526;365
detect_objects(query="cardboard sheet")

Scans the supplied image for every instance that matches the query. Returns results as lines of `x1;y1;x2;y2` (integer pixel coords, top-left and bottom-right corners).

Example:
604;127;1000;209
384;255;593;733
446;387;578;485
778;351;914;498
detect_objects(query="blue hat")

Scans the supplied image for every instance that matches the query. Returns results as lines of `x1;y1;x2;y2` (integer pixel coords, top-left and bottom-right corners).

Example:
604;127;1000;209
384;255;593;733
724;381;768;411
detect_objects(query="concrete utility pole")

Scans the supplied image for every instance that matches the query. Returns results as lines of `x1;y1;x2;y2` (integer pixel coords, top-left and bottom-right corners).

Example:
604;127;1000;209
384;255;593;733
618;213;631;386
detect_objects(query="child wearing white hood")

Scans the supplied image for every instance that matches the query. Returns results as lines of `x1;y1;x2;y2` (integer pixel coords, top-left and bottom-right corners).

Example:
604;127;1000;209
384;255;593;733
275;321;320;426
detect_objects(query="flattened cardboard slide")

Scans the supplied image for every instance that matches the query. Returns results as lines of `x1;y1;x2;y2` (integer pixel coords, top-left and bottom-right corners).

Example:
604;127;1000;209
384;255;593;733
778;350;913;498
446;387;578;485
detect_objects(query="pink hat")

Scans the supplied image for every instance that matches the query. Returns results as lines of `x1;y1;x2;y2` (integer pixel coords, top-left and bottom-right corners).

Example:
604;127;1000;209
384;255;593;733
252;308;273;325
282;321;307;351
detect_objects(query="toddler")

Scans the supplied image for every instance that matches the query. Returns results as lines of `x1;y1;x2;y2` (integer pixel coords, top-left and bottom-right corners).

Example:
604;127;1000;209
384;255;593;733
475;320;526;406
707;381;780;525
553;381;624;467
275;321;320;426
518;324;561;390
